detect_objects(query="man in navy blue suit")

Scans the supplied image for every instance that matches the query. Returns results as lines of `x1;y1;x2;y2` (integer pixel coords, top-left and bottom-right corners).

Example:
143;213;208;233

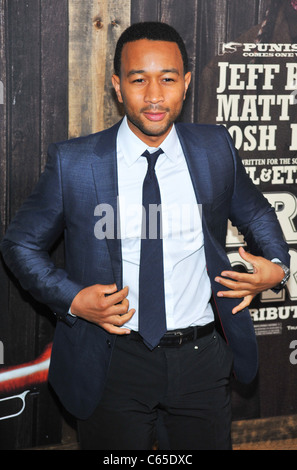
1;22;290;450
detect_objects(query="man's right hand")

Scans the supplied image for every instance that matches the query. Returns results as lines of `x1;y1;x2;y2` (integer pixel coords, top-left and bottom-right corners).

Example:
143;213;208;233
70;284;135;334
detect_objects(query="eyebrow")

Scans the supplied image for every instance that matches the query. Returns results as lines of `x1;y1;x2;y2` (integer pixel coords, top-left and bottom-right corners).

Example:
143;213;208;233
127;68;180;77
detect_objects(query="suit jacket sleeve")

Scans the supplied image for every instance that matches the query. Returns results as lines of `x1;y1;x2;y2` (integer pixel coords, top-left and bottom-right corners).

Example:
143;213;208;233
1;143;84;322
223;127;290;267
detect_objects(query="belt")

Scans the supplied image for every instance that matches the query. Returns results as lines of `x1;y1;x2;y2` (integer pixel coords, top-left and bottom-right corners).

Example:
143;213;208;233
129;322;215;348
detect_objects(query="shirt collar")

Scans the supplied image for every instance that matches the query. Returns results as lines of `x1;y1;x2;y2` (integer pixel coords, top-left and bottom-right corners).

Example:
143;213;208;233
117;116;181;167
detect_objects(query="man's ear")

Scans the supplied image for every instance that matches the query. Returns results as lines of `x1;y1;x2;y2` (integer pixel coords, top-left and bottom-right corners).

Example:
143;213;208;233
112;74;123;103
183;71;192;100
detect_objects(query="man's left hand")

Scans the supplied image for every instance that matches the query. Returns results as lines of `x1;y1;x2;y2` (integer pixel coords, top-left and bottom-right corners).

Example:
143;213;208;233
215;246;285;314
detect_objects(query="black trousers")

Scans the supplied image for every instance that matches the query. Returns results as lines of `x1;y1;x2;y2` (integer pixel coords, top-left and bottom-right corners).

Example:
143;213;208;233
78;328;234;450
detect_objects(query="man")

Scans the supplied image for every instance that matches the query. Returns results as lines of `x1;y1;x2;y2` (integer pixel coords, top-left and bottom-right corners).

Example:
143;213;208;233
1;22;290;450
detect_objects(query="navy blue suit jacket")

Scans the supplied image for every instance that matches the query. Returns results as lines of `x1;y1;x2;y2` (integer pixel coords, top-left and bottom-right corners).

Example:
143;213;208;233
1;121;290;419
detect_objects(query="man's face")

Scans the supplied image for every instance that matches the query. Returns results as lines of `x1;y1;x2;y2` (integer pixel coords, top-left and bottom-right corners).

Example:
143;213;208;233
112;39;191;147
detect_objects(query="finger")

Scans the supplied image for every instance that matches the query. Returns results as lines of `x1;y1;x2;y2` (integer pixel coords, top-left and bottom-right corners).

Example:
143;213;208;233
100;306;135;325
215;276;256;292
102;283;118;295
100;308;136;334
96;298;132;325
113;308;136;325
232;295;255;314
217;289;252;299
101;323;131;335
104;286;129;306
111;298;131;315
217;271;253;282
238;246;260;268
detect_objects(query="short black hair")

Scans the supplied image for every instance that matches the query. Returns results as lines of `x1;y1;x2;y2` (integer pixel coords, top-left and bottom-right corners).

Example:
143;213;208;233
114;22;189;76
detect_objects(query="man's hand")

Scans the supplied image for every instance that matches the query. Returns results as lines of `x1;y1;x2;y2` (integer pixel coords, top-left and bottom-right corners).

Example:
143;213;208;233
215;247;285;314
70;284;135;334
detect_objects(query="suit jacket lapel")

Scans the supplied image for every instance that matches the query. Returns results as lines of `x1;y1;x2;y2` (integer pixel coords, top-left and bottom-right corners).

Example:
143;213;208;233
175;123;229;267
175;124;214;205
91;121;123;290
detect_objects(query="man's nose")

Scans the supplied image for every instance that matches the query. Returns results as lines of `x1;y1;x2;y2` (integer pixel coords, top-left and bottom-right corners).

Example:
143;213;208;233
144;80;164;103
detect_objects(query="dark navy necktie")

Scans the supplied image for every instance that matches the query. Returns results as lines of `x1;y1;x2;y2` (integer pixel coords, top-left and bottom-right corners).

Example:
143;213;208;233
138;148;167;349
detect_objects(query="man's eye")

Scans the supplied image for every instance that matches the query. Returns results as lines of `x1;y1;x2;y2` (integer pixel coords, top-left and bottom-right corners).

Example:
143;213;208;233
163;78;175;82
132;78;144;83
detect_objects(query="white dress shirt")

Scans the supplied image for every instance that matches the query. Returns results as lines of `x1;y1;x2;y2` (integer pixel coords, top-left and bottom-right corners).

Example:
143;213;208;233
117;117;214;332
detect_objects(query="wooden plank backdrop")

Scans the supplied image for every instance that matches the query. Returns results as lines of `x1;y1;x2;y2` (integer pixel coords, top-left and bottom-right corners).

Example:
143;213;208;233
0;0;290;449
68;0;131;137
0;0;69;449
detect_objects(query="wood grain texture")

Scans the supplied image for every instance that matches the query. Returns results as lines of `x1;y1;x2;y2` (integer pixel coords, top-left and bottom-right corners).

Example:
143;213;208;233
69;0;131;137
0;0;69;450
0;0;7;237
232;414;297;445
40;0;69;169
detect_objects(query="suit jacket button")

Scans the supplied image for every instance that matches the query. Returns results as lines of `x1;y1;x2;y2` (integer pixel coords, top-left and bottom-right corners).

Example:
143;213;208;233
106;339;111;348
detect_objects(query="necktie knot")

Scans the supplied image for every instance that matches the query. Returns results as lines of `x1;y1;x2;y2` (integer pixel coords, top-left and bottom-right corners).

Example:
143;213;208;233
142;148;163;175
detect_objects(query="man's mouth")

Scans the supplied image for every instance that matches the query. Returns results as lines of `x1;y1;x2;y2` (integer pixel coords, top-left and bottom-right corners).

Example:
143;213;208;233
143;112;167;121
